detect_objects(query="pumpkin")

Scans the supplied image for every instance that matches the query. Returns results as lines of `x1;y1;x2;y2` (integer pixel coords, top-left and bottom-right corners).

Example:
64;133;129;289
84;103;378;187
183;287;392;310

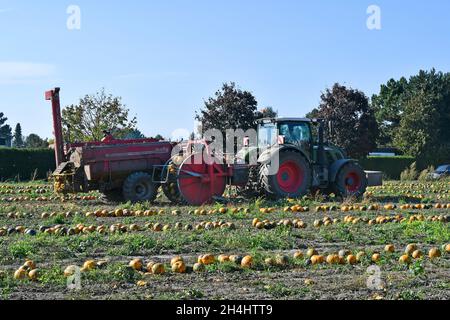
304;279;314;286
372;253;381;263
171;256;184;266
405;244;417;255
151;263;165;275
193;263;206;272
129;259;143;271
310;255;324;265
153;223;163;232
229;255;243;265
23;260;36;270
264;257;276;266
356;252;366;262
218;255;230;263
14;268;27;280
275;255;289;266
445;244;450;253
399;255;411;264
241;255;253;268
347;255;357;265
64;265;78;277
428;248;441;259
137;280;148;287
146;261;156;272
412;250;423;259
28;269;39;281
338;249;350;258
293;251;304;259
326;254;339;265
172;261;186;273
384;245;395;253
307;248;318;258
201;254;216;265
83;260;96;271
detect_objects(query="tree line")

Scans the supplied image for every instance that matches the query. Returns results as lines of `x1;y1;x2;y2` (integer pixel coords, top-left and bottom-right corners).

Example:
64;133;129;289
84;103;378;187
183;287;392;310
0;115;49;149
2;68;448;166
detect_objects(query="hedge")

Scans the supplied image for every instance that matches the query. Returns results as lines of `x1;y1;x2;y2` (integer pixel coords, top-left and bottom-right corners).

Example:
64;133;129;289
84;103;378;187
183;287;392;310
0;148;56;181
359;156;416;180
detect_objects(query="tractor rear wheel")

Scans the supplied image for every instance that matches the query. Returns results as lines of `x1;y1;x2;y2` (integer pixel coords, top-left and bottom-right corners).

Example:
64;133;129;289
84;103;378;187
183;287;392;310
122;172;158;203
259;151;311;199
333;162;367;199
100;189;124;204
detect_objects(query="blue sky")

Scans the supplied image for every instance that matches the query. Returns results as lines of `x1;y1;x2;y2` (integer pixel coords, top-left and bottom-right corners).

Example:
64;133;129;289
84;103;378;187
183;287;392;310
1;0;449;140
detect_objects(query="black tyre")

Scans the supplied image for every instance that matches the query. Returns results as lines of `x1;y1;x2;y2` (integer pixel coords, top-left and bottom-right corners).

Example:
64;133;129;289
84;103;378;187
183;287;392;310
122;172;158;203
100;189;124;204
333;162;368;199
259;151;311;199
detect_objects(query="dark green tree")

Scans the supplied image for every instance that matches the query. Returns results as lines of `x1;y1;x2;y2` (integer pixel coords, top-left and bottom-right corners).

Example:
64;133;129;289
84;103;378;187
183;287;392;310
13;123;24;148
196;82;258;135
0;112;12;146
371;77;408;146
393;69;450;165
62;88;137;142
24;134;49;148
310;83;379;159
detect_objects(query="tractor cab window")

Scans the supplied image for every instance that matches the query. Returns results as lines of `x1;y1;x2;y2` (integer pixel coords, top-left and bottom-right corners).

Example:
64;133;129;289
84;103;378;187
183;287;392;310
278;123;311;145
258;123;278;148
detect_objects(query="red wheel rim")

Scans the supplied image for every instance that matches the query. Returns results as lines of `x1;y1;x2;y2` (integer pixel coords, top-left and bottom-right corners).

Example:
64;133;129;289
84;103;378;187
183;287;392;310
178;154;226;205
276;160;304;193
345;172;361;193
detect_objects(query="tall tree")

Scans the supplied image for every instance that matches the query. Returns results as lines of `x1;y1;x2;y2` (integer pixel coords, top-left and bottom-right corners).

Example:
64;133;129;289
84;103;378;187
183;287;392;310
24;134;49;148
0;112;12;145
393;69;450;165
62;88;137;142
196;82;258;135
371;77;408;147
310;83;379;159
13;123;24;148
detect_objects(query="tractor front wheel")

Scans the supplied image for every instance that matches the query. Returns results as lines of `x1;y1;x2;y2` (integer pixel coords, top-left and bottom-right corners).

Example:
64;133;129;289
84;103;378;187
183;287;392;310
122;172;158;203
259;151;311;199
333;162;367;199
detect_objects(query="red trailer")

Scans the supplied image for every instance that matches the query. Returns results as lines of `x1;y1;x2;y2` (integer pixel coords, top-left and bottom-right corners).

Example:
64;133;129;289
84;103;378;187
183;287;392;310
46;88;174;203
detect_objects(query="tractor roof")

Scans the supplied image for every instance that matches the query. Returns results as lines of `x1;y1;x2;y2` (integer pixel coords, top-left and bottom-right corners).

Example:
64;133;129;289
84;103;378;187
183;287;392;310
257;117;316;124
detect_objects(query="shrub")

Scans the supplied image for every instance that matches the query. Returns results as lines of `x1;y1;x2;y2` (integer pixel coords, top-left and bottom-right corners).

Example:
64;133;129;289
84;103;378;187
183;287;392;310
0;148;55;181
418;166;435;181
400;162;419;181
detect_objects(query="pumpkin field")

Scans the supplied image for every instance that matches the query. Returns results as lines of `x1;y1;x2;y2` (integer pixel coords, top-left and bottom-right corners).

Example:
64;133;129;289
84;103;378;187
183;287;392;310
0;180;449;300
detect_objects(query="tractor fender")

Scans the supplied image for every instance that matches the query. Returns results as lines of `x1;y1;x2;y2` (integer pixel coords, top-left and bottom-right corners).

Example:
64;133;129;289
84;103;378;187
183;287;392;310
258;145;311;166
329;159;356;182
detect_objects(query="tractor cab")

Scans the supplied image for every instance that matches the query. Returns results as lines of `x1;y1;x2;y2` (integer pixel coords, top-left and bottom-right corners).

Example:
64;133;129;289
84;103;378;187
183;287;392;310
254;118;368;199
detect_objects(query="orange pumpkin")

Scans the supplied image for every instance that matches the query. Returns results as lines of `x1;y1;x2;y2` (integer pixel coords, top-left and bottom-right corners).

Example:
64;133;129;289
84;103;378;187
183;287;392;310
399;255;411;264
372;253;381;263
170;256;184;266
293;251;304;260
241;255;253;268
152;263;165;275
429;248;441;259
412;250;423;259
201;254;216;265
129;259;143;271
347;255;357;265
172;261;186;273
384;245;395;253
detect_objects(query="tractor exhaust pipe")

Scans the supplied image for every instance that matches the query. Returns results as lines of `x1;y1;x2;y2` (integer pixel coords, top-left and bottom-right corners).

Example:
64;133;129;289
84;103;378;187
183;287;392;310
317;120;326;167
45;88;65;167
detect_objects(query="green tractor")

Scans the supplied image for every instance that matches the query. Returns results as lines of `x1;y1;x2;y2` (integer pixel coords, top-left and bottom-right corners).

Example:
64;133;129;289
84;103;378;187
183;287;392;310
239;118;369;199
